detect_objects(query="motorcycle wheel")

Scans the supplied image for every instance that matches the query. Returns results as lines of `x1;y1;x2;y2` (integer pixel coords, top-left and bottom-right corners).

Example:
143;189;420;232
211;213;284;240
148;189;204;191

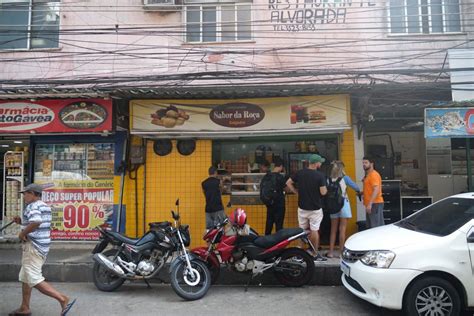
206;261;220;285
273;248;314;287
92;249;126;292
170;259;211;301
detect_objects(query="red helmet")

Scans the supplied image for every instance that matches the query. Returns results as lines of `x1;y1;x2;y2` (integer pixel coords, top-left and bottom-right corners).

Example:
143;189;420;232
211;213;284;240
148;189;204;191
229;208;247;228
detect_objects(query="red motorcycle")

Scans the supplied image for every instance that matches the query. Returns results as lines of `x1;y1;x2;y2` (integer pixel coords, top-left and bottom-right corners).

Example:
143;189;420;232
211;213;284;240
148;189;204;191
191;208;315;287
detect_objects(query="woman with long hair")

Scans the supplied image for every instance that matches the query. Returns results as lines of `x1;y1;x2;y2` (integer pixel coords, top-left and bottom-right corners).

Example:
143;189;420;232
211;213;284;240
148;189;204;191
327;161;360;258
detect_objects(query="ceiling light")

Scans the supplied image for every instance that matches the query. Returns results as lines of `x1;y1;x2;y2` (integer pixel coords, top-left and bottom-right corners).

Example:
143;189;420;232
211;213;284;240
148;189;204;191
1;145;9;148
14;141;23;144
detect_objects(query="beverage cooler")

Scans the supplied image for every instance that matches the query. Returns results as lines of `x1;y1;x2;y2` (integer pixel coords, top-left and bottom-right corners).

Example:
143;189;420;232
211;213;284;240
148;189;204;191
33;141;116;240
2;152;24;237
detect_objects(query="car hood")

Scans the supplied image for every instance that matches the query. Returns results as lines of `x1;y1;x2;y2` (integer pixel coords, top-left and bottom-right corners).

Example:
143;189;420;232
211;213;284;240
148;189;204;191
345;224;437;251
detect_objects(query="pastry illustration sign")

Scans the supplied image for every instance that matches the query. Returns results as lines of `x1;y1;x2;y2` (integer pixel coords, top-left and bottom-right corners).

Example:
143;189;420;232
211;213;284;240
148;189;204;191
130;95;350;135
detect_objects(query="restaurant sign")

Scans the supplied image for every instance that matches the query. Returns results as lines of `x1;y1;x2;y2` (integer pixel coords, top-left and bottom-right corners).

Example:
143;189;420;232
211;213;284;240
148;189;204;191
425;107;474;138
0;99;113;134
130;95;350;135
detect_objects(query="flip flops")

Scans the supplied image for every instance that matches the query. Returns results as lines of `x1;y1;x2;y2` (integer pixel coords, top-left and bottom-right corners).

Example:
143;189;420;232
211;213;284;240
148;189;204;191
61;298;77;316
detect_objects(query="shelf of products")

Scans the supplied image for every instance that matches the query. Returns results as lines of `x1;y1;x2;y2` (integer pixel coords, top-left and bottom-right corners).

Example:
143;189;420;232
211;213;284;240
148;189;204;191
34;143;115;181
230;173;264;196
2;152;24;237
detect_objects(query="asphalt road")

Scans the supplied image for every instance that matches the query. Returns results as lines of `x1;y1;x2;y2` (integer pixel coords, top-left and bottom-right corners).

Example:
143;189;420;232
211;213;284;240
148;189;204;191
0;282;403;316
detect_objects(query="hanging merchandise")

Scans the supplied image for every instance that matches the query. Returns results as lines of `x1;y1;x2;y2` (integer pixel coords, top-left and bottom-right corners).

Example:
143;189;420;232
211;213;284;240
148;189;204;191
2;152;24;237
177;139;196;156
153;139;172;156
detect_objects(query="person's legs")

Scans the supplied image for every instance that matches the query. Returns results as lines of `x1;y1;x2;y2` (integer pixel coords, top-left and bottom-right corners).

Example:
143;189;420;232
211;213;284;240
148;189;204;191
367;203;384;228
339;218;348;251
328;217;339;257
265;205;274;235
308;209;325;260
297;208;310;248
274;204;285;232
35;281;69;310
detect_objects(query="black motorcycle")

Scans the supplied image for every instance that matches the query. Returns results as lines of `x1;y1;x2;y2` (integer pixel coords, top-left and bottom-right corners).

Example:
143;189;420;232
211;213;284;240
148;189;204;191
91;202;211;301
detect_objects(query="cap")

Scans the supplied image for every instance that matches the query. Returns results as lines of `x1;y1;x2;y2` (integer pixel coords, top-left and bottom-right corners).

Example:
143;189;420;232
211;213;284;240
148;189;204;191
20;183;43;194
309;154;325;164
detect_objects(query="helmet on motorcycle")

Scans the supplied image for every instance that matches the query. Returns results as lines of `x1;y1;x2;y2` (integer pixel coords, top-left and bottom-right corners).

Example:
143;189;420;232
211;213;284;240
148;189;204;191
229;208;247;228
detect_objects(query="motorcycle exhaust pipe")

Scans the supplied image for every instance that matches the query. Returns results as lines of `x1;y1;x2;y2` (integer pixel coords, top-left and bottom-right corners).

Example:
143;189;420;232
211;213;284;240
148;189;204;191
93;253;127;278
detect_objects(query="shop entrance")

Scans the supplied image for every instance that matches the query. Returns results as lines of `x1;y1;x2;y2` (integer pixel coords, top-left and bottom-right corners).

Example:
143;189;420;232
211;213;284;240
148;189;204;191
212;135;341;244
0;137;30;236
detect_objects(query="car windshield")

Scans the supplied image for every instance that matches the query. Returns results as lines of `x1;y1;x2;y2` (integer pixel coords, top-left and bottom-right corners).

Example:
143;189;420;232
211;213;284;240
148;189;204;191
396;197;474;236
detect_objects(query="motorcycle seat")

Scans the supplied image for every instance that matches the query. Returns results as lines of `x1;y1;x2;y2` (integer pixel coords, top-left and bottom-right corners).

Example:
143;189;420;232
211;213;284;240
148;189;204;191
253;228;304;248
107;231;140;245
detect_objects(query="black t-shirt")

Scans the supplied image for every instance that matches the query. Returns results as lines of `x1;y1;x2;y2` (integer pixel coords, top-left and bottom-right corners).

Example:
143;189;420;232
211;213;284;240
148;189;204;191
291;168;326;210
201;177;224;213
272;172;287;206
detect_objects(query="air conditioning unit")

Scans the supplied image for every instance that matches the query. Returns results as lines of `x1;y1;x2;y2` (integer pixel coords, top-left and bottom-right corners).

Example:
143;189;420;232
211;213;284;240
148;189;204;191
143;0;181;11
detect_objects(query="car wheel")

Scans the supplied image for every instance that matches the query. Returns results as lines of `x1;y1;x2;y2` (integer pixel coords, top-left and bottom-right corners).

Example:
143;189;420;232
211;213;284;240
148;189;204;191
404;276;461;316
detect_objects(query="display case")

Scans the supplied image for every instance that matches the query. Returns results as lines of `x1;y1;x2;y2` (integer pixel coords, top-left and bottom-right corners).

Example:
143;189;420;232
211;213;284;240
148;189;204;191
34;143;115;181
2;152;24;237
230;173;264;196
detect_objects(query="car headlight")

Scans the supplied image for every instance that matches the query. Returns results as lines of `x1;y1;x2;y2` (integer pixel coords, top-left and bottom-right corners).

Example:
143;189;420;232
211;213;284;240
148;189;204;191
360;251;396;268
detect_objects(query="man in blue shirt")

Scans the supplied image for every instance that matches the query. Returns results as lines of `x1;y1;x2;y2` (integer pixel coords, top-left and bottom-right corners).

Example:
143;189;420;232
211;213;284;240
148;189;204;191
10;183;76;316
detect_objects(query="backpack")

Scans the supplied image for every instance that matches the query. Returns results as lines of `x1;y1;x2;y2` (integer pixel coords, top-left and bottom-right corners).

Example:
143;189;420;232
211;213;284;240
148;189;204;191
260;173;280;206
324;177;344;214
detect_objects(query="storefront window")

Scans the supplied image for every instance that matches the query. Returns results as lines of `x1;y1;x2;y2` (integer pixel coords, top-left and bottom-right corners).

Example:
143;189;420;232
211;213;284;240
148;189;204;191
213;137;339;197
34;143;115;240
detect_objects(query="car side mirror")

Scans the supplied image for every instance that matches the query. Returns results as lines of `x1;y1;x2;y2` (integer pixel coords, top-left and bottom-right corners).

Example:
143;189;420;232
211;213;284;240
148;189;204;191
468;231;474;243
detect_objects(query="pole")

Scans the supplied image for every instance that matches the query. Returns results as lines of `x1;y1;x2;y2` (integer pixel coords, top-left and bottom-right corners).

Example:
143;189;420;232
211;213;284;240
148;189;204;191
467;138;472;192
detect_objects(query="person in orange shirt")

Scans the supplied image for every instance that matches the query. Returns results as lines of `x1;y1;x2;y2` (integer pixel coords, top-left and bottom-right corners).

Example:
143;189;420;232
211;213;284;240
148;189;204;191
361;157;385;228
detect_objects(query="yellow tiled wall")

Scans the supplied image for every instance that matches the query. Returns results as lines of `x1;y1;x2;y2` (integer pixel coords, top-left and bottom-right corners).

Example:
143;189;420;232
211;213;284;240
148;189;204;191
122;135;357;248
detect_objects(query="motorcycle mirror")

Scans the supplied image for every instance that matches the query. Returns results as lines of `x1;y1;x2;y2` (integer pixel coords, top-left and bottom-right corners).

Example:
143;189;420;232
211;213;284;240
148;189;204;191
226;201;232;208
171;210;180;221
175;199;180;206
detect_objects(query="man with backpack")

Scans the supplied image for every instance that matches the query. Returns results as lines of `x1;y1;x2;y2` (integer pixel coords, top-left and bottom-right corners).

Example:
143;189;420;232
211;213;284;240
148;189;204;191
260;160;287;235
286;154;327;261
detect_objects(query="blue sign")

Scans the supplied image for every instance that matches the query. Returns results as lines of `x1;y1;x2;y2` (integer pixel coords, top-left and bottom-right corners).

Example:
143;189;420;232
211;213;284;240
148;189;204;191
425;107;474;138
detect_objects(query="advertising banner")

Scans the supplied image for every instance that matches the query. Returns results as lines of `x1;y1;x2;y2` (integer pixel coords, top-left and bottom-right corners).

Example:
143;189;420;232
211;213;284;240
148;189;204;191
425;107;474;138
130;95;350;135
38;180;114;240
0;99;113;134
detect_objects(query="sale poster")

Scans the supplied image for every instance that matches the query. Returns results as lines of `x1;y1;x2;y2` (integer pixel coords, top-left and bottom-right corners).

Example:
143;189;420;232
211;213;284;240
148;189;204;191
38;179;114;240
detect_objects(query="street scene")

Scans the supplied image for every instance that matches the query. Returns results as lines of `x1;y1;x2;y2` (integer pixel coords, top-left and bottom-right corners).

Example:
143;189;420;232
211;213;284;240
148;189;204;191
1;0;474;315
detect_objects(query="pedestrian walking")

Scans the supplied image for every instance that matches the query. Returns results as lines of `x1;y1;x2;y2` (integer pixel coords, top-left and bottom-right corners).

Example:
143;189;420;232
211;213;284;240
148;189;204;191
361;157;385;228
202;166;226;230
286;154;327;261
9;183;76;316
326;161;361;258
260;159;287;235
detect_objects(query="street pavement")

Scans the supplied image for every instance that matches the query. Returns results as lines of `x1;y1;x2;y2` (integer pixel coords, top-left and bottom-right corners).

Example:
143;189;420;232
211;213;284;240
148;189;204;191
0;282;401;316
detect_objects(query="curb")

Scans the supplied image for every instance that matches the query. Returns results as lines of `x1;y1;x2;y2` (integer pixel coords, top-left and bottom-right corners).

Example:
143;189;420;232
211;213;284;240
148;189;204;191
0;262;342;286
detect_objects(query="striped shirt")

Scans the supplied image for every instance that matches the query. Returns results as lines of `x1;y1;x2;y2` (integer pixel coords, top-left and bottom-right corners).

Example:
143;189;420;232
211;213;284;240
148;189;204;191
21;200;52;257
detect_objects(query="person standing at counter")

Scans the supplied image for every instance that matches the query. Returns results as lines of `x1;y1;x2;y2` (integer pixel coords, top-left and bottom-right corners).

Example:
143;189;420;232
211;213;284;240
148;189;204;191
286;154;327;261
361;157;385;228
260;159;287;235
202;166;226;230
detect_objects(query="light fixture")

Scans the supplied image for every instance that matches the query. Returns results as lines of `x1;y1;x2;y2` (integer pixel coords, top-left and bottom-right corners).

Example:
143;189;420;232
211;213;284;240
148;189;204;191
14;141;23;144
1;145;9;148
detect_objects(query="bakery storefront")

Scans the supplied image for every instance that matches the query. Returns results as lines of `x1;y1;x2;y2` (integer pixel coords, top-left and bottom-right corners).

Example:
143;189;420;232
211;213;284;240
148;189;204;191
128;95;358;246
0;99;124;241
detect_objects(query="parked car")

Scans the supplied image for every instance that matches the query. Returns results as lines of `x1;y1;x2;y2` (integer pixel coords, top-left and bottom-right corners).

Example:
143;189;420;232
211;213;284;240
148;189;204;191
341;193;474;315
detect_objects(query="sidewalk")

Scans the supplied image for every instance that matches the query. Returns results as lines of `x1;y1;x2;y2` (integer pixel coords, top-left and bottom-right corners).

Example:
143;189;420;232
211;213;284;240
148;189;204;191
0;240;342;286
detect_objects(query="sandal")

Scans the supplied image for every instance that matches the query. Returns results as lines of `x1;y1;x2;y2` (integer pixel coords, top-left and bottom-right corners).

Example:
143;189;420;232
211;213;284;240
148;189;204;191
61;298;77;316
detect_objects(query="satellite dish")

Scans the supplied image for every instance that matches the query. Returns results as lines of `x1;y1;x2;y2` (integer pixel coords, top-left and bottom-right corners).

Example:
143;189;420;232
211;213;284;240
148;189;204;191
153;139;172;156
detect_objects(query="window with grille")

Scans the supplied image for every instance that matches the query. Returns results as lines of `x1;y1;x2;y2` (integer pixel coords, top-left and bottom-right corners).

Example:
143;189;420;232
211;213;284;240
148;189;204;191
185;4;251;43
0;0;60;50
389;0;461;34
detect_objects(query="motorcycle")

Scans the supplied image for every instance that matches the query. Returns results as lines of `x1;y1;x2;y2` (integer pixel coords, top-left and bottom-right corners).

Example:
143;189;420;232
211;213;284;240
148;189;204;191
192;208;315;288
91;200;211;301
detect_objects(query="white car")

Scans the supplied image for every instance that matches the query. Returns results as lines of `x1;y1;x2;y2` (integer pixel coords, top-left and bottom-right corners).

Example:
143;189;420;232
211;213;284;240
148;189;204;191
341;193;474;315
